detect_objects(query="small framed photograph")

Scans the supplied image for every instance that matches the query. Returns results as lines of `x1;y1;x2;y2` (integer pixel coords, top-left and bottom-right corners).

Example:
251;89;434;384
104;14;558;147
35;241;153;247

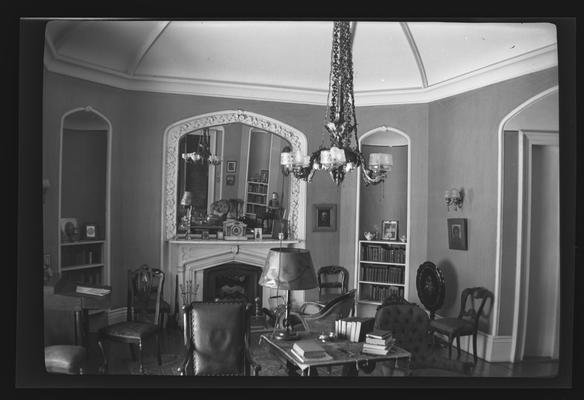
226;160;237;173
60;217;79;242
313;203;337;232
260;169;269;183
225;174;236;185
254;227;262;240
448;218;468;250
381;220;399;241
84;223;97;240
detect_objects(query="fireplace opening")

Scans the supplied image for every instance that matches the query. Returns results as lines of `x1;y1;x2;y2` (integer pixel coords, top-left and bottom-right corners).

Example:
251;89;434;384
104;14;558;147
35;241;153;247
203;263;263;305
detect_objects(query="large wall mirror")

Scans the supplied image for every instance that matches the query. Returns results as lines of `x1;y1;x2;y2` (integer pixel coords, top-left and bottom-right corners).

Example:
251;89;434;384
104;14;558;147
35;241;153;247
163;110;307;241
176;124;291;236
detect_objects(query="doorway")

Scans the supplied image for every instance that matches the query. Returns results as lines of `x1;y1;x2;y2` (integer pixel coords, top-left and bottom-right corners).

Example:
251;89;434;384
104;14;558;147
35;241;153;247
517;131;560;361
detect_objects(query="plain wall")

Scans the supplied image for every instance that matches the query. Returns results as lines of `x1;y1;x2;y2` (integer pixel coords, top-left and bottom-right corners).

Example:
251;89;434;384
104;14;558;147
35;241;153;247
426;68;558;334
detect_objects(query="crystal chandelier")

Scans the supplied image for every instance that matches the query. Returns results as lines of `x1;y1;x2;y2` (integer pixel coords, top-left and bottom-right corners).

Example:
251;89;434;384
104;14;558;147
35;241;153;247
280;21;391;185
181;128;221;166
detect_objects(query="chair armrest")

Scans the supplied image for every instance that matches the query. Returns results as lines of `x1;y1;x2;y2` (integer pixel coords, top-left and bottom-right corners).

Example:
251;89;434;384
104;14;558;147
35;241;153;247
177;342;194;376
298;302;324;315
243;340;261;376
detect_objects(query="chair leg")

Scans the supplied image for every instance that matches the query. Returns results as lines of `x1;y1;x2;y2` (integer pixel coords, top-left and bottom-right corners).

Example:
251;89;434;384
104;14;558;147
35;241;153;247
448;335;454;359
473;333;478;364
138;341;144;374
156;334;162;365
456;335;461;359
97;338;108;374
129;343;136;361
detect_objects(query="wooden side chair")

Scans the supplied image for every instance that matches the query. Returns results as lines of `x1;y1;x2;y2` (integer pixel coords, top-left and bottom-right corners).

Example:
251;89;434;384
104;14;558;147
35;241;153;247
97;265;165;374
429;286;493;364
178;301;260;376
298;265;349;315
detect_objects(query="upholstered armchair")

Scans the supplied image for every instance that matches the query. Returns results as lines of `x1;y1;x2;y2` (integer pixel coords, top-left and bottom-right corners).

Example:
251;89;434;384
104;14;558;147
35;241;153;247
368;302;474;377
178;301;260;376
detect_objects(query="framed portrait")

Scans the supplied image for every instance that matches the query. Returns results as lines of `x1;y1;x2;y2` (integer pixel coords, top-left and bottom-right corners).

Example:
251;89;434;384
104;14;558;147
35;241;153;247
447;218;468;250
226;161;237;173
381;220;399;241
60;217;79;242
225;174;236;186
313;203;337;232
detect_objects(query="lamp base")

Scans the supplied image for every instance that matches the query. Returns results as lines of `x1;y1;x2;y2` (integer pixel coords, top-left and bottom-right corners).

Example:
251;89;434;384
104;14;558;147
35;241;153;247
272;329;299;341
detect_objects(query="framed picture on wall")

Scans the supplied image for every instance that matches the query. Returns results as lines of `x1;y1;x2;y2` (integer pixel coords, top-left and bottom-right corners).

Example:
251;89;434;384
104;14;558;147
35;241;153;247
225;174;236;186
381;220;399;241
313;203;337;232
226;161;237;173
447;218;468;250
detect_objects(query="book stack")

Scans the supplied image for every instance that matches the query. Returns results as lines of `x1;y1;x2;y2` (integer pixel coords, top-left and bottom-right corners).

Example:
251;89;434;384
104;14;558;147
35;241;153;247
361;329;396;355
335;317;376;342
290;340;333;362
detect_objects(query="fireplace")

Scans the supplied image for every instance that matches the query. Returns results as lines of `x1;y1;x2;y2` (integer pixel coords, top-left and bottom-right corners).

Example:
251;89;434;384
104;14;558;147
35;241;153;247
203;263;263;304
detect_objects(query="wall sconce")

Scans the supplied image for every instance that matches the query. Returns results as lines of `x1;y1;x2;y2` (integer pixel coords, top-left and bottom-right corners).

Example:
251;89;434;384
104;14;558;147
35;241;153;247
444;188;464;211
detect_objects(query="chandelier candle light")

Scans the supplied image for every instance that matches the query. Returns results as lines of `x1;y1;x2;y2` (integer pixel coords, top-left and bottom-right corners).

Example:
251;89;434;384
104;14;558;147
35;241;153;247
280;21;392;186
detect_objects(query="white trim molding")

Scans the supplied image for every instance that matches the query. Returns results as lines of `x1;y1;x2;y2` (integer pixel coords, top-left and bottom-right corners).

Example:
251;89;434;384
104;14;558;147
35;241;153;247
494;86;559;361
44;42;557;106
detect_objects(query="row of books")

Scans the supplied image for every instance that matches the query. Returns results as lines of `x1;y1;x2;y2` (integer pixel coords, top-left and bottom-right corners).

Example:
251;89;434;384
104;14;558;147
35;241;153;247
361;329;396;355
334;316;375;342
360;264;404;284
361;245;406;263
359;284;404;302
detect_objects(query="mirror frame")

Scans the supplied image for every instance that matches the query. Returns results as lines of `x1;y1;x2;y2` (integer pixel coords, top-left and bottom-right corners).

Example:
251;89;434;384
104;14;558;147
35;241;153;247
162;109;307;241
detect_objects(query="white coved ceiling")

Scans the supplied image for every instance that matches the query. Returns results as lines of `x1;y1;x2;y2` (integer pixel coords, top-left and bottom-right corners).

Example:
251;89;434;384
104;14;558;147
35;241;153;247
44;20;558;105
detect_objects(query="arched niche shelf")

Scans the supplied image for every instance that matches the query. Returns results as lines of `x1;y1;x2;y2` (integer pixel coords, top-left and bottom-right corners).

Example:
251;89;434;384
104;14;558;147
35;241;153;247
58;106;112;285
161;109;308;242
353;126;412;316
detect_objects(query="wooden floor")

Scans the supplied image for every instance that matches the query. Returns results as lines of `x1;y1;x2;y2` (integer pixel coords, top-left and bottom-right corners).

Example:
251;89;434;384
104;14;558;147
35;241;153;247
81;324;559;379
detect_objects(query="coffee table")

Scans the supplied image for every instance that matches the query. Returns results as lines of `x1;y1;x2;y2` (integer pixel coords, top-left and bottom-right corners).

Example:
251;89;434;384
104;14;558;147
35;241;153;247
259;332;411;376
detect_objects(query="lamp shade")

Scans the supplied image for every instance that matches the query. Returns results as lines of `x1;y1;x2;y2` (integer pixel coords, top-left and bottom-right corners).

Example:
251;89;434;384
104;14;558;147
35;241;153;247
259;248;318;291
180;191;193;206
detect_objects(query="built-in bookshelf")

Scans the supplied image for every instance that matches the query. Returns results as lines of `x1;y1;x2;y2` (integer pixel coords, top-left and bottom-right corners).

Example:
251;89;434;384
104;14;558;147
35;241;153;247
357;240;408;306
59;240;106;285
246;180;269;216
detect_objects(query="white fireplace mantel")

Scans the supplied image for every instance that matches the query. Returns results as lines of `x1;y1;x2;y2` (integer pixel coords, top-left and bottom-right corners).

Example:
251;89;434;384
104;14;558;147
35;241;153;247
165;239;305;324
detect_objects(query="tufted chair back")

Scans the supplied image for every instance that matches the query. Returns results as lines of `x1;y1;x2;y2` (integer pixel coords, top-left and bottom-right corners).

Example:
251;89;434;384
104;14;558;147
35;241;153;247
373;303;473;374
179;301;260;376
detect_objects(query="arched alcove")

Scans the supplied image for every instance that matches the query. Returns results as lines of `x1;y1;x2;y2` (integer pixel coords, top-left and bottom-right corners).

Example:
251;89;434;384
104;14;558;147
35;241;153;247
353;126;412;316
58;106;112;285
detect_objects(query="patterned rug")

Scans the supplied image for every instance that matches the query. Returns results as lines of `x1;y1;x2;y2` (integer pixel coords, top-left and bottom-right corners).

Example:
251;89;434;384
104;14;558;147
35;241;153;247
127;332;343;376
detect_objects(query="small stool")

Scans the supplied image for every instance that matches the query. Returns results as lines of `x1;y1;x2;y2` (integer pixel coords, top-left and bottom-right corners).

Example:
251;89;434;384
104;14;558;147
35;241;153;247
44;345;87;375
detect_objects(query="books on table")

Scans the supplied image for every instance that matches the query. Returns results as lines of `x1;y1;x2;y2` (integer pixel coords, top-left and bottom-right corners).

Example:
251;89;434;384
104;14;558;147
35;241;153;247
291;340;333;362
361;329;396;355
334;317;375;342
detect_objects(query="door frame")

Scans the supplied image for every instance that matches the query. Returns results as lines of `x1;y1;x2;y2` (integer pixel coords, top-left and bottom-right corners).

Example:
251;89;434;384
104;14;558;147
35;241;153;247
512;129;559;361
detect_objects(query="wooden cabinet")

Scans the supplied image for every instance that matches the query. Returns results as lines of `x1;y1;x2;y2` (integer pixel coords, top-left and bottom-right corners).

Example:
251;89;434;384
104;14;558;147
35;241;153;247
357;240;408;307
246;180;269;216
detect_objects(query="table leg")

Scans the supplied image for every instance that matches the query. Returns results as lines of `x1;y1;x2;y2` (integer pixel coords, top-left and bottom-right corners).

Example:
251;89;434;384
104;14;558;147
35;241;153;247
73;310;83;346
342;363;358;376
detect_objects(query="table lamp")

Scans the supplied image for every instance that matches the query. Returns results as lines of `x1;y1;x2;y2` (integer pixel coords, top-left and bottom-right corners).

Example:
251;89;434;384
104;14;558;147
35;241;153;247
259;248;318;340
